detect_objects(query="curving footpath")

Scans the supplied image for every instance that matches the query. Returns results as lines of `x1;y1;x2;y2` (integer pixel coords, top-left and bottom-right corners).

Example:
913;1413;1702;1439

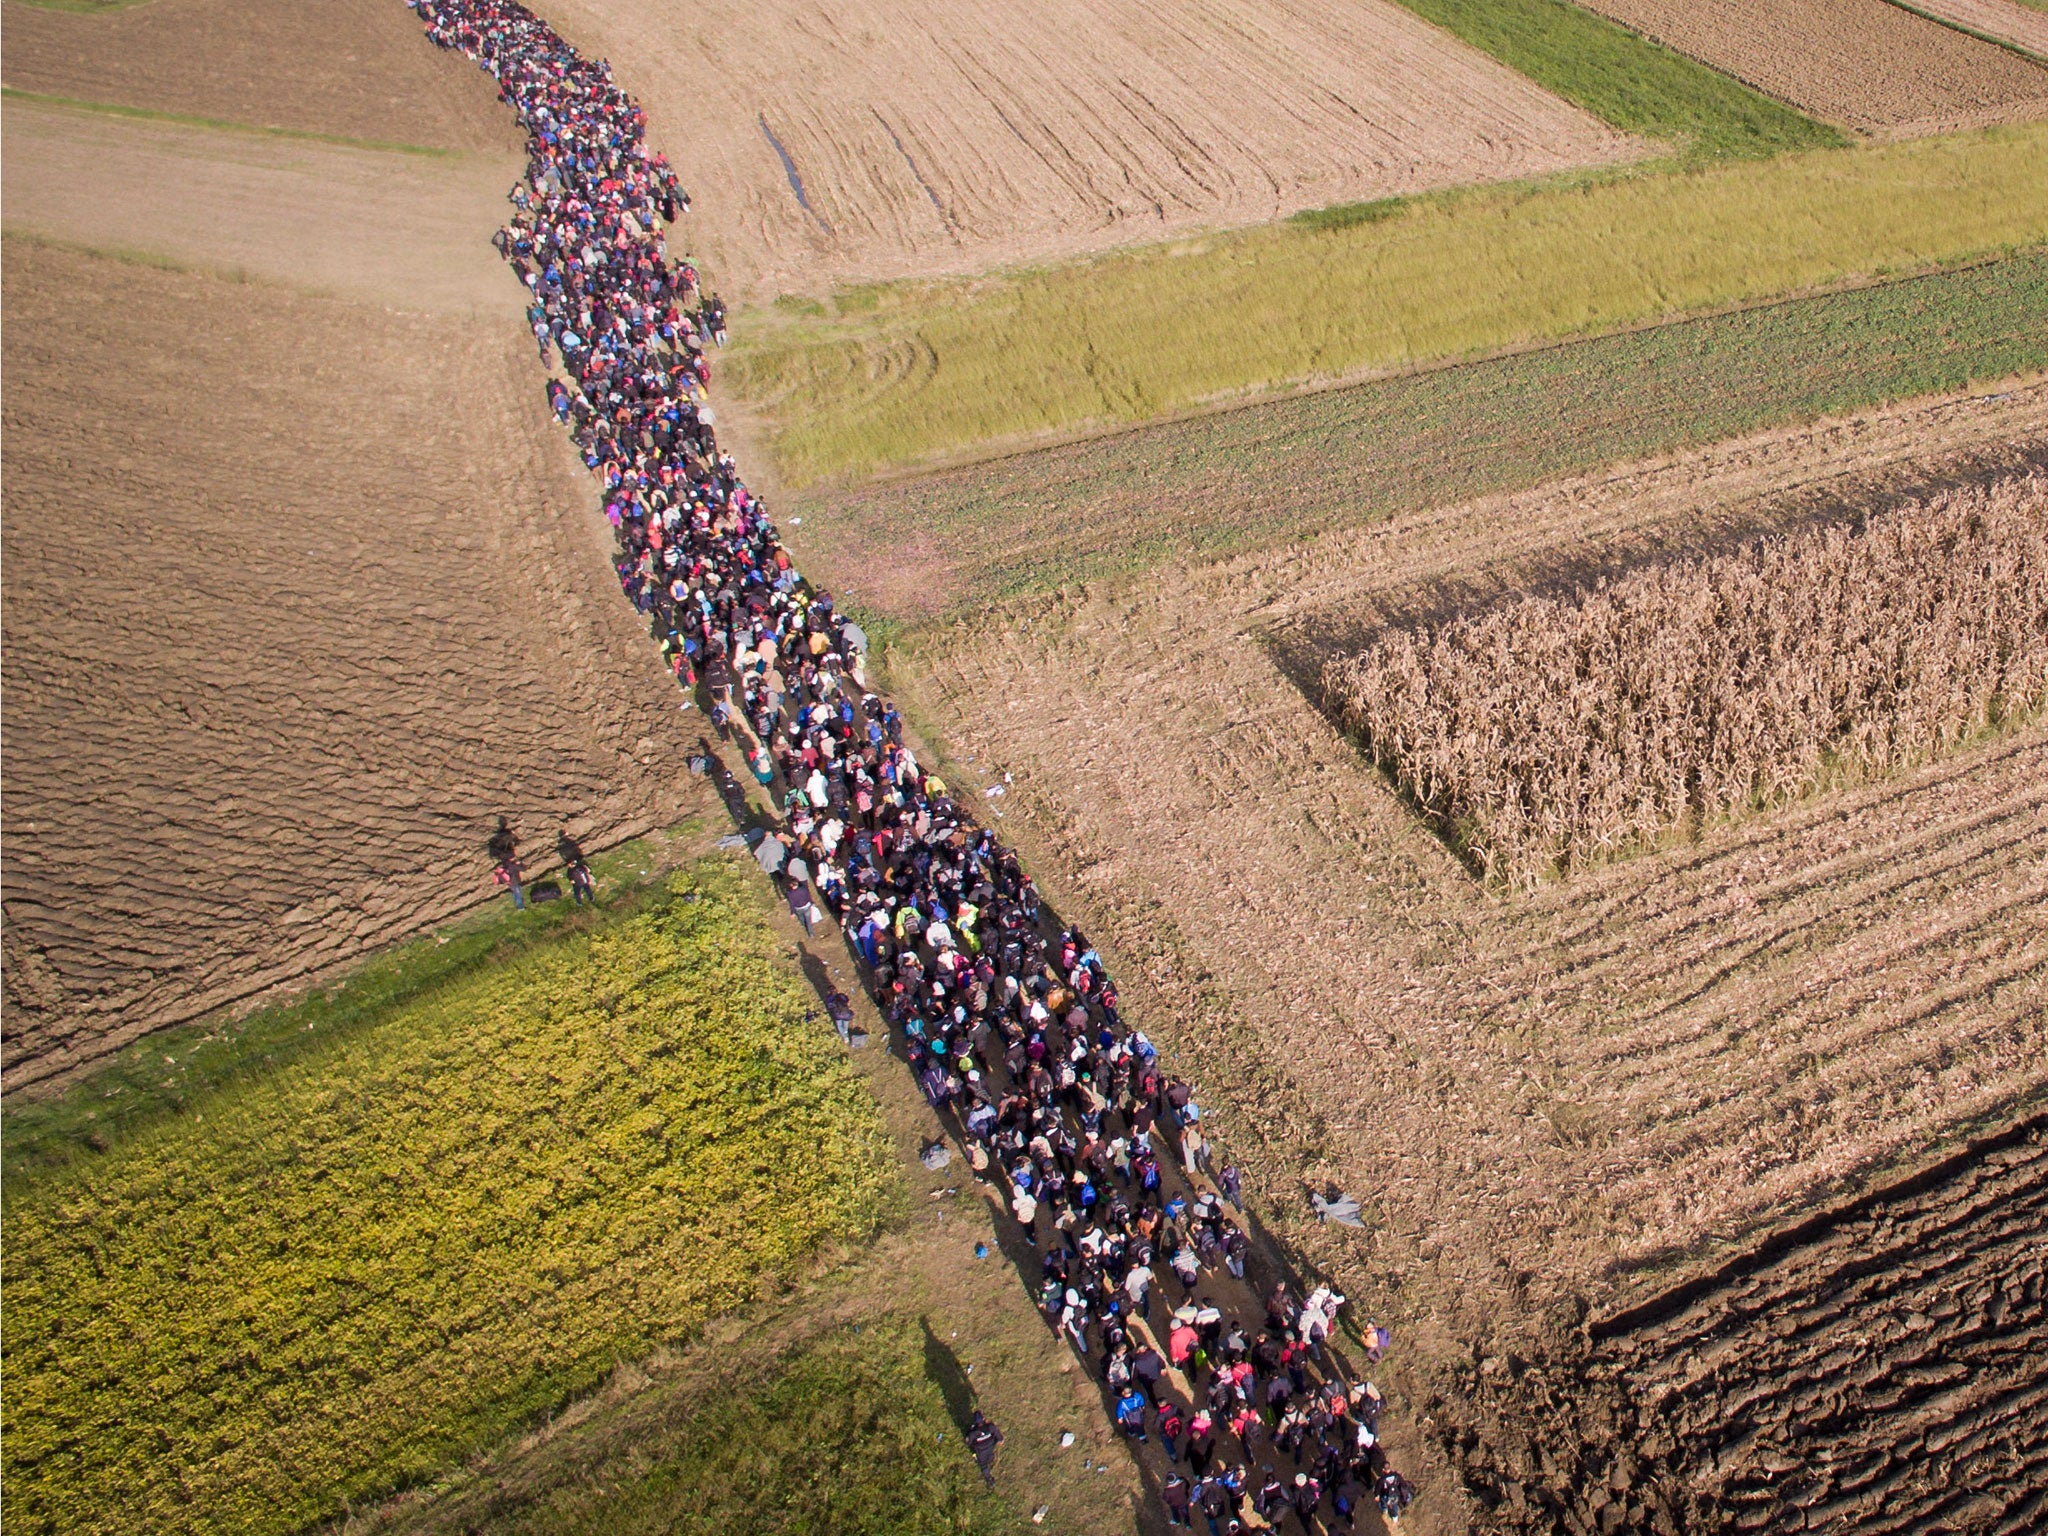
404;2;1416;1525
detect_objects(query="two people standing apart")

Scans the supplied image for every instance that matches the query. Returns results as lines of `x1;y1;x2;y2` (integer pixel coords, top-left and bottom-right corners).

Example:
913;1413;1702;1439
487;817;595;909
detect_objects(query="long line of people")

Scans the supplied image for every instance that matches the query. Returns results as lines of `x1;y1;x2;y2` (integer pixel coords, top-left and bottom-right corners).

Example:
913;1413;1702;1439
406;2;1414;1525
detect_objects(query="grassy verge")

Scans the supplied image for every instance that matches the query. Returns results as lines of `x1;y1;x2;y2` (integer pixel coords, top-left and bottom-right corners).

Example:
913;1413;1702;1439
795;251;2048;612
1389;0;1843;161
728;125;2048;487
362;1318;1017;1536
1;860;896;1536
0;87;459;158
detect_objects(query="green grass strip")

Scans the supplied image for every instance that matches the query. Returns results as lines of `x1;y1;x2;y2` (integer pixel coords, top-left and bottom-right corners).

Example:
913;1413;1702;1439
801;251;2048;612
1;862;895;1536
382;1319;1017;1536
730;126;2048;488
1389;0;1844;161
0;86;459;158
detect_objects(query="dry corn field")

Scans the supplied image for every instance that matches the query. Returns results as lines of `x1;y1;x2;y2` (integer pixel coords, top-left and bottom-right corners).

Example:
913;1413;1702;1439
1326;474;2048;888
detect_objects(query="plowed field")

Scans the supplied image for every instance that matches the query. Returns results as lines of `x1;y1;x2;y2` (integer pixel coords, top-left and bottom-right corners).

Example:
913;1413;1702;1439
1909;0;2048;57
1447;1117;2048;1534
877;383;2048;1521
0;0;517;152
540;0;1640;297
0;96;706;1090
1570;0;2048;137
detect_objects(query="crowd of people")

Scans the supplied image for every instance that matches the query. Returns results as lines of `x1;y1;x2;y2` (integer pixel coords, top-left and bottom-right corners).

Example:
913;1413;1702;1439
409;1;1414;1524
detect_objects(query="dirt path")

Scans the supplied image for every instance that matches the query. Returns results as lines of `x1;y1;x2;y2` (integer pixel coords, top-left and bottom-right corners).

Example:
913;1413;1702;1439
887;383;2048;1525
535;0;1640;298
1570;0;2048;137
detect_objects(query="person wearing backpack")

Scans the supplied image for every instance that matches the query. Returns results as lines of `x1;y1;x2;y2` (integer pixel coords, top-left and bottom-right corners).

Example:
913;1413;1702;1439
964;1410;1003;1486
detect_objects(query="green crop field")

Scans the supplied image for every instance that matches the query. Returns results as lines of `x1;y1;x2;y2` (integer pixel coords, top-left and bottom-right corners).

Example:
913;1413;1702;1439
1388;0;1843;162
1;862;895;1536
795;251;2048;613
729;125;2048;487
372;1319;1015;1536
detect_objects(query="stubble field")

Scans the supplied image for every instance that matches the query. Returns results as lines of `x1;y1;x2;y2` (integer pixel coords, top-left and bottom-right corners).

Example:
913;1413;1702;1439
863;382;2048;1525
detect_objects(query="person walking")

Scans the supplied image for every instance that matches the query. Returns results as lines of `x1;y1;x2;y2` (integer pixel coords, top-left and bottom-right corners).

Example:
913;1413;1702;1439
487;816;524;910
964;1410;1003;1486
556;828;594;904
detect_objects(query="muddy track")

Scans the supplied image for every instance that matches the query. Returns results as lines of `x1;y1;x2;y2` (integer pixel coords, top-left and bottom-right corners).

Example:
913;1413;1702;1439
1436;1115;2048;1534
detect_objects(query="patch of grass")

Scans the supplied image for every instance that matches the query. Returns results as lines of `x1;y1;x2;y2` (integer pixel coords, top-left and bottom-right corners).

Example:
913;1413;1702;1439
1391;0;1844;160
0;86;458;158
1;831;678;1187
1288;196;1408;232
371;1319;1017;1536
1;862;896;1536
727;125;2048;487
797;250;2048;611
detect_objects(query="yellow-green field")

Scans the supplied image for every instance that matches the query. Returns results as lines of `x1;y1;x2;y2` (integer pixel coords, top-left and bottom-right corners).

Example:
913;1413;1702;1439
1;863;895;1536
730;125;2048;485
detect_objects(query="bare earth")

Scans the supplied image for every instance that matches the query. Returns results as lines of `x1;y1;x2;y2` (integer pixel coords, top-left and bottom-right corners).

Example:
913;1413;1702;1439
0;0;518;153
2;100;520;312
1571;0;2048;137
881;385;2048;1522
537;0;1642;298
1909;0;2048;56
0;82;706;1091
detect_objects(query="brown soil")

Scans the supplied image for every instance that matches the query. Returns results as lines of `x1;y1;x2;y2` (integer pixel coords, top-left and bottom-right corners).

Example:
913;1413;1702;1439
1444;1117;2048;1534
534;0;1641;299
1;98;520;311
1907;0;2048;57
1571;0;2048;137
877;383;2048;1526
0;0;518;152
0;229;705;1092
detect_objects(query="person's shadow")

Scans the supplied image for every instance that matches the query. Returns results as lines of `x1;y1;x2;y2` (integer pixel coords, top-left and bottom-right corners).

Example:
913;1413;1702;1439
921;1315;978;1435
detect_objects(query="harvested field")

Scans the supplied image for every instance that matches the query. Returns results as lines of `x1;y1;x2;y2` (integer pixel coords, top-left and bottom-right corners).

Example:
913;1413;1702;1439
1906;0;2048;57
1328;475;2048;886
876;384;2048;1523
538;0;1640;297
1444;1117;2048;1534
0;232;703;1091
1570;0;2048;138
791;252;2048;613
0;0;517;152
731;128;2048;486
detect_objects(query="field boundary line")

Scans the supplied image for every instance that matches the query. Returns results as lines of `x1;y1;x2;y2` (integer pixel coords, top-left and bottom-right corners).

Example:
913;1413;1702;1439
0;86;464;158
1877;0;2048;62
805;249;2043;495
1591;1101;2048;1341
